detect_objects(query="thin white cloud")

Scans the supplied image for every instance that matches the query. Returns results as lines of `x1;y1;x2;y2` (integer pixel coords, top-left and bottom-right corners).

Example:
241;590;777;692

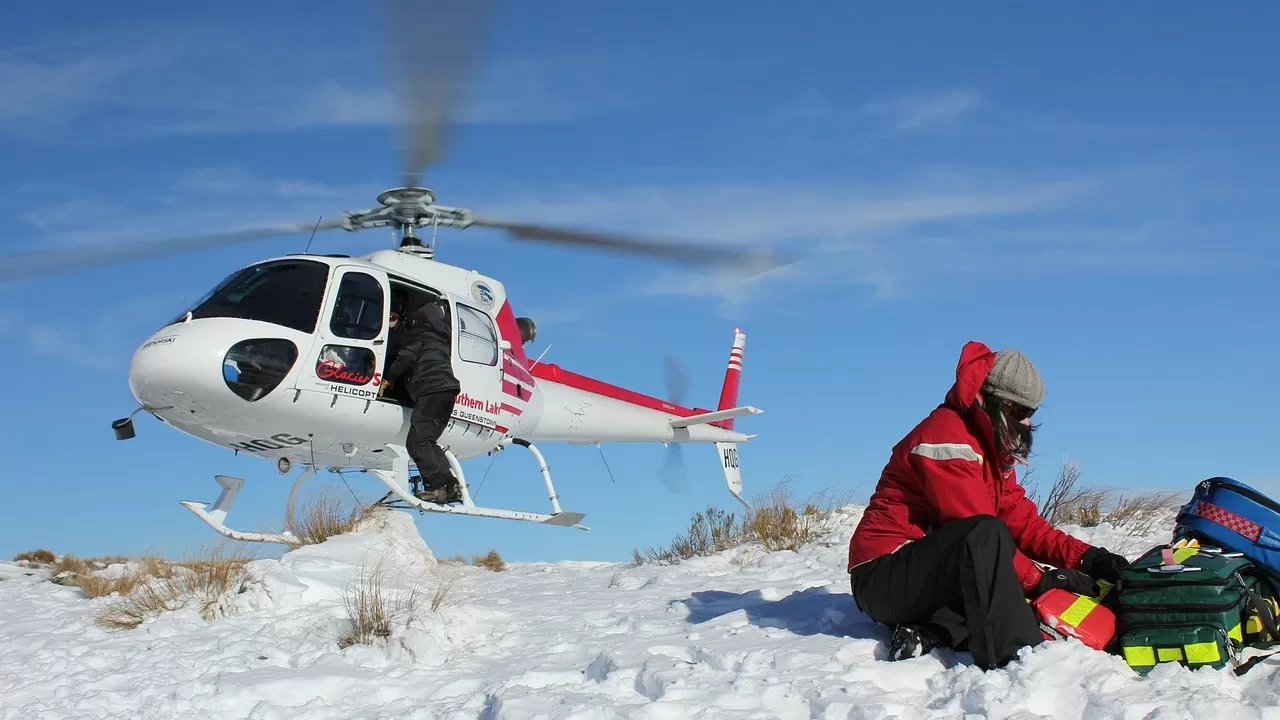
864;89;981;131
26;324;113;370
471;173;1124;316
0;51;149;122
0;22;642;138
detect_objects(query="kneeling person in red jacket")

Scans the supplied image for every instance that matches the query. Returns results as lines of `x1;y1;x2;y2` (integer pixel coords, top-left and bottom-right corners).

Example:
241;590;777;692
847;341;1129;670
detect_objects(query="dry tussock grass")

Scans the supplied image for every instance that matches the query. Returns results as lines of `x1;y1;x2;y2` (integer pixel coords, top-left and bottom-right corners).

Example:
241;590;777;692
1030;457;1183;534
13;549;55;564
634;477;850;565
285;491;370;549
635;505;743;565
94;545;257;630
337;555;462;649
470;550;505;572
747;480;849;552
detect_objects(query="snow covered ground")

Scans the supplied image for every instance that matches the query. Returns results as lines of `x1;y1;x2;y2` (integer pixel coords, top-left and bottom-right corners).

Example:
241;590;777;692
3;506;1280;719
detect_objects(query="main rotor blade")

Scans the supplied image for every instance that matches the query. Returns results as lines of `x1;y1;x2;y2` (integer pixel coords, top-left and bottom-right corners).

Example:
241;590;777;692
388;0;494;187
0;218;348;284
663;356;691;407
468;216;797;275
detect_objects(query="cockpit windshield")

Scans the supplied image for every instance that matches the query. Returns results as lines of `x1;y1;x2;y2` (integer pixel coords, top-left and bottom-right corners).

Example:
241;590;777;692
179;259;331;333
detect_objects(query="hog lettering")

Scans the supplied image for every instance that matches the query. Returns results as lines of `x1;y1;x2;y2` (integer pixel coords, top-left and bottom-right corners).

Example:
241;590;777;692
230;433;308;453
722;446;739;469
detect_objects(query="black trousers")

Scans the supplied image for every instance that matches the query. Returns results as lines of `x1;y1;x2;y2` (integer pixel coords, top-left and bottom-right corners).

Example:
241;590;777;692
406;391;457;484
849;515;1043;670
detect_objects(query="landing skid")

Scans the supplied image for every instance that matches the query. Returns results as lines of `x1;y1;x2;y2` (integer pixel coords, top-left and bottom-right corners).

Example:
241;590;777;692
179;468;316;545
180;440;587;545
368;442;589;530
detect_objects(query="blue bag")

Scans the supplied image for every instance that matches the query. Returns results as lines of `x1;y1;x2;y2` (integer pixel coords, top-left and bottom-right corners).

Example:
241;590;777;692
1174;477;1280;579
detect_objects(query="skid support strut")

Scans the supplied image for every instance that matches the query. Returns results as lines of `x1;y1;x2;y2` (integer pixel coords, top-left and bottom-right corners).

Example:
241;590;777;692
368;443;588;530
180;466;317;544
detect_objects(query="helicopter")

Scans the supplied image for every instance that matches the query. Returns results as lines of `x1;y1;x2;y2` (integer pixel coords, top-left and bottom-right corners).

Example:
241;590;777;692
0;0;792;545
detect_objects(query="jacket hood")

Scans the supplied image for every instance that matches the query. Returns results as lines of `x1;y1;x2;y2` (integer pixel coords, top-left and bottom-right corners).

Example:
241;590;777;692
944;340;998;410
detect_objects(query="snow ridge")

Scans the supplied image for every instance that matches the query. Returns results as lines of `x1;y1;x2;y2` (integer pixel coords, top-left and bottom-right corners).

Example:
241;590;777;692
2;505;1279;719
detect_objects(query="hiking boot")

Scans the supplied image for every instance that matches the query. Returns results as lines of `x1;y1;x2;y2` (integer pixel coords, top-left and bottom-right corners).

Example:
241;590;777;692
888;624;935;661
414;482;462;504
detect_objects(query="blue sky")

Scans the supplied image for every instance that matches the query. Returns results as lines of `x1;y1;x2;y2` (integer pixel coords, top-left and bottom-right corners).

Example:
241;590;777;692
2;1;1278;564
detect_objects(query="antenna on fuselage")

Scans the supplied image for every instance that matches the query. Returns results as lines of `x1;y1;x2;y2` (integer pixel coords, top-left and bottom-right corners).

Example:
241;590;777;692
303;216;323;254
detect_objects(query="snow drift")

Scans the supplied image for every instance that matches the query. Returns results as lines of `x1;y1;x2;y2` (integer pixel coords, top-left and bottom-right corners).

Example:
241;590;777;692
3;504;1280;719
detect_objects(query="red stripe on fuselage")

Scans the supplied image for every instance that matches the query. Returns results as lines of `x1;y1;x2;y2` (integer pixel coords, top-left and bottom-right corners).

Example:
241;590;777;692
502;380;527;399
495;301;532;369
529;362;730;429
503;358;535;385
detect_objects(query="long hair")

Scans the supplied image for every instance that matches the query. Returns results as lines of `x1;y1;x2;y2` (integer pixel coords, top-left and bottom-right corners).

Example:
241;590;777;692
981;393;1038;464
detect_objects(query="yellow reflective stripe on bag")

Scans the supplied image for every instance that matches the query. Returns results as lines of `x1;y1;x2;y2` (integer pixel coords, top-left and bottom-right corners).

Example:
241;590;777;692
1124;642;1224;668
1183;641;1222;664
1059;594;1099;627
1124;646;1156;667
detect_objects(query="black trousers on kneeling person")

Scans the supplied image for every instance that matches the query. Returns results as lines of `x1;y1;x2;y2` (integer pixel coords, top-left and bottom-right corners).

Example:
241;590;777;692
849;515;1043;670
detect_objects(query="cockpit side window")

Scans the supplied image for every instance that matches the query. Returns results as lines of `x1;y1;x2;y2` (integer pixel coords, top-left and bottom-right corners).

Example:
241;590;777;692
187;259;331;333
329;271;384;341
457;303;498;366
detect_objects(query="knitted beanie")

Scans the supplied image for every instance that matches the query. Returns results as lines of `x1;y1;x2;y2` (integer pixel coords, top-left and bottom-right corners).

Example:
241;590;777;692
982;350;1044;410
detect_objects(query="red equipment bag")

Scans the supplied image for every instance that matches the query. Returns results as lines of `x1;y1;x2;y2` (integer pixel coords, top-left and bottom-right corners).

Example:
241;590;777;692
1032;580;1117;651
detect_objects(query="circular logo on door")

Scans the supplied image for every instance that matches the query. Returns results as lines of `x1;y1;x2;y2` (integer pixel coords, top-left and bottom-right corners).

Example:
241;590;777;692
471;281;496;309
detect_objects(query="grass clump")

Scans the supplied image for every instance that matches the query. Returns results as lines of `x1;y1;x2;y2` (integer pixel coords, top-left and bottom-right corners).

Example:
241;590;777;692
1029;456;1183;535
471;549;505;572
633;477;849;565
14;549;55;564
285;491;370;550
94;545;256;630
336;554;461;649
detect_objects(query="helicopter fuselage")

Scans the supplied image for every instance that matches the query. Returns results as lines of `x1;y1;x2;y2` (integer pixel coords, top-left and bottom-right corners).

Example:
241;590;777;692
125;248;748;475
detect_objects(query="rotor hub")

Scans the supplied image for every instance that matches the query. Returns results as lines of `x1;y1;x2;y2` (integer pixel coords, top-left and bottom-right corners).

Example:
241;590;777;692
375;186;438;225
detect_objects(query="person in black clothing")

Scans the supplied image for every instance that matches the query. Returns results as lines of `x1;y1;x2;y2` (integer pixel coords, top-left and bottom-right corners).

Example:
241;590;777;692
380;296;463;503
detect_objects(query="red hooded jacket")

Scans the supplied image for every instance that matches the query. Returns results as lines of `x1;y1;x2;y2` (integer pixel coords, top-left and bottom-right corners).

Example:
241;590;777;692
847;341;1092;593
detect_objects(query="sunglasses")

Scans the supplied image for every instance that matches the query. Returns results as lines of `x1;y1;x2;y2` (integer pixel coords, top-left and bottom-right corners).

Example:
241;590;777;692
1004;401;1037;422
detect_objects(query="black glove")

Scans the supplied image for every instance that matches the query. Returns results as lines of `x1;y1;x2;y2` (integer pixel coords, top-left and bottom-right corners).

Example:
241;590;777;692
1036;567;1099;598
1081;546;1130;583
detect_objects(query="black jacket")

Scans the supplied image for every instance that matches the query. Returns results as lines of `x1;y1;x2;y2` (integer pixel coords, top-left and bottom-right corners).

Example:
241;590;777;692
383;299;460;397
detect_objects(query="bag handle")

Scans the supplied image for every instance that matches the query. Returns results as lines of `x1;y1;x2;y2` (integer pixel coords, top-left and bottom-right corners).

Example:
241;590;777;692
1233;575;1280;676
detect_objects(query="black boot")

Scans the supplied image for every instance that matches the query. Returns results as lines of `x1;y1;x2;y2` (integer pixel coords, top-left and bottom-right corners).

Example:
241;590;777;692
889;624;937;661
416;473;462;504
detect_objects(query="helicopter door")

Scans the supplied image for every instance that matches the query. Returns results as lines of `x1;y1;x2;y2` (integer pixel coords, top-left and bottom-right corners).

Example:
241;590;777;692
450;300;509;432
296;265;391;402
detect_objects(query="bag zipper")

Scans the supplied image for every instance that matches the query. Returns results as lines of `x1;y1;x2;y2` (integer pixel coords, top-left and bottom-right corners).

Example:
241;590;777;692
1121;575;1237;589
1200;478;1280;516
1116;598;1244;612
1121;619;1236;634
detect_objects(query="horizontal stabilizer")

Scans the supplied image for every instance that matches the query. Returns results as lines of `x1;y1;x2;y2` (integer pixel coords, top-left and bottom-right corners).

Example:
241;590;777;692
669;405;761;428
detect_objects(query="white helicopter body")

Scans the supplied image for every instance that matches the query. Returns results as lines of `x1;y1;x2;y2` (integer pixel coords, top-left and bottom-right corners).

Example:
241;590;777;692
6;1;783;544
120;246;757;540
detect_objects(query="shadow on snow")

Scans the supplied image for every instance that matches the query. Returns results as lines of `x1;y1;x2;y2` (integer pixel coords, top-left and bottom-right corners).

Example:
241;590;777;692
677;585;979;667
680;585;877;639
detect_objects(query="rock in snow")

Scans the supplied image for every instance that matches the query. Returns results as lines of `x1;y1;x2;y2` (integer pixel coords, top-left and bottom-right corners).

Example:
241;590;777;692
2;506;1280;719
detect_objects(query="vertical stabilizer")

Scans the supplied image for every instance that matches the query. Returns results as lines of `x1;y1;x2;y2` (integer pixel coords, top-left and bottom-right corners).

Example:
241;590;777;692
716;328;746;430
